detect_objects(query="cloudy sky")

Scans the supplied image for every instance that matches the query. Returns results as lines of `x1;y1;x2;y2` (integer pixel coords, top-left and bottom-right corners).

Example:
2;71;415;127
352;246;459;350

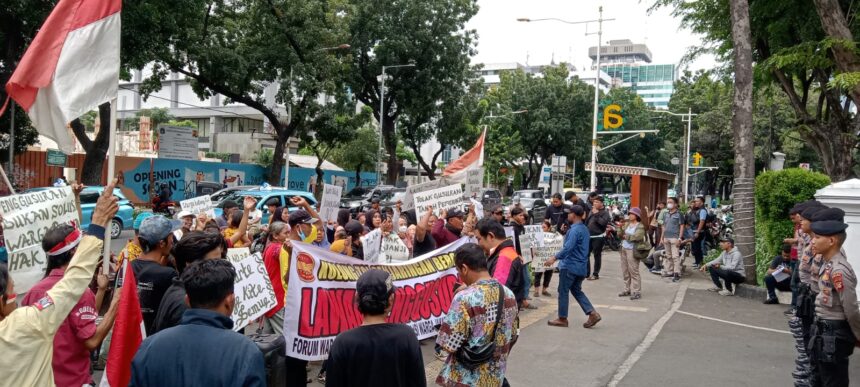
467;0;717;71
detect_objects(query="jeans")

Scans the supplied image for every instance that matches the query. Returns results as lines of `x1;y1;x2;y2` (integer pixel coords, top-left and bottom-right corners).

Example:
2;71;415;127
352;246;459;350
588;237;605;277
692;232;705;265
557;269;594;318
523;265;532;300
764;273;791;300
789;260;799;306
709;267;746;292
534;270;553;288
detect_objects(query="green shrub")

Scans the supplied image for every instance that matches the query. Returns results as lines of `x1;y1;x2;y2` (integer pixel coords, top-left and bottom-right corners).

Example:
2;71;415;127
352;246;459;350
754;168;830;285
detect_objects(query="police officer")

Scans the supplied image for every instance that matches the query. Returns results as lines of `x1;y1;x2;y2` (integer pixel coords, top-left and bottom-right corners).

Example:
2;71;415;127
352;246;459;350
808;208;860;387
792;202;826;386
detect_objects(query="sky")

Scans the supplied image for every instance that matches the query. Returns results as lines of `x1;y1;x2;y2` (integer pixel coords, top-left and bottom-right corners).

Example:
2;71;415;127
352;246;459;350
467;0;717;72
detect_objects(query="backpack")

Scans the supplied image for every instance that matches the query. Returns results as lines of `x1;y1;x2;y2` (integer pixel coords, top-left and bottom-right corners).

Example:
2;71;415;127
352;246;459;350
705;212;717;225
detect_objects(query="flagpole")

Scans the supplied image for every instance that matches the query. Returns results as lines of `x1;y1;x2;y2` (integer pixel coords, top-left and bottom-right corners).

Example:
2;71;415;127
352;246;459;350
103;98;117;273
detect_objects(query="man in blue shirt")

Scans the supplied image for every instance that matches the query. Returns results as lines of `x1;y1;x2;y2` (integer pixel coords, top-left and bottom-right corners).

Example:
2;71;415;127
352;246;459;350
688;196;710;269
130;259;266;387
545;205;602;329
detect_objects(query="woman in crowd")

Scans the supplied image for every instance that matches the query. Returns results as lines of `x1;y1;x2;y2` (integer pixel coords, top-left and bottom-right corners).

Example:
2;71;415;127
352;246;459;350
619;207;648;300
533;219;558;297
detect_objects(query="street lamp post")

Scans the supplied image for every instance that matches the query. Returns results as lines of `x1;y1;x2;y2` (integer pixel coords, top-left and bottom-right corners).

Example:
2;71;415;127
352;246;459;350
377;63;415;185
518;7;614;193
651;108;697;203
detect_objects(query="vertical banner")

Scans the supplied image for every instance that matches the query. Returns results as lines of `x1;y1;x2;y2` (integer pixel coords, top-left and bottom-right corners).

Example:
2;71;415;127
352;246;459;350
532;232;564;272
465;168;484;199
318;184;343;222
412;184;464;216
284;238;467;361
179;194;215;218
0;187;77;293
226;248;277;331
360;228;382;263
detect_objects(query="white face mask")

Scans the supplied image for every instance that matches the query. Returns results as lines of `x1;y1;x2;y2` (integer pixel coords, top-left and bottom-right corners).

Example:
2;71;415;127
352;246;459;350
399;226;408;233
667;203;675;210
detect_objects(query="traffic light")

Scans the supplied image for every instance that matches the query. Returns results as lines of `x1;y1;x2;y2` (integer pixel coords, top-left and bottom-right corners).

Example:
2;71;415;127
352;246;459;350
692;152;703;167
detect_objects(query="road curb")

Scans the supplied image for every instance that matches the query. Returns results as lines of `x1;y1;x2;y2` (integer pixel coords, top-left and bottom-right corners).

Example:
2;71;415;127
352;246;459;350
734;283;767;301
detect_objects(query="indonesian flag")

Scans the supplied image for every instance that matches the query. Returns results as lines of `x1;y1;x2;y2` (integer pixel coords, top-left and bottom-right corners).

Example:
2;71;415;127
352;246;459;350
99;261;145;387
442;128;486;182
3;0;121;154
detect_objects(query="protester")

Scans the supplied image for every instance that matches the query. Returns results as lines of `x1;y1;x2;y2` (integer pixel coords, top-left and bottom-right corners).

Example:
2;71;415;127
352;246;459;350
567;191;591;213
326;270;425;387
365;209;382;231
436;243;518;387
477;218;525;308
546;205;601;328
507;206;536;310
660;197;685;283
130;260;266;386
260;222;291;336
432;208;464;248
265;198;281;225
19;223;120;386
618;207;648;300
216;200;239;229
223;197;256;247
413;207;437;257
687;196;709;269
173;210;195;241
533;219;556;297
490;205;506;226
656;201;668;249
0;183;118;386
329;227;353;256
343;220;365;260
370;198;381;211
119;212;154;264
586;196;611;280
700;238;745;296
545;193;568;231
380;216;409;262
133;215;181;335
153;231;226;333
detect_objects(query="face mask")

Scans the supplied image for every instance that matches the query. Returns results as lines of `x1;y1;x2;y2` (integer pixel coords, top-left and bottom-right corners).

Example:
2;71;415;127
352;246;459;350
667;203;675;210
399;226;408;233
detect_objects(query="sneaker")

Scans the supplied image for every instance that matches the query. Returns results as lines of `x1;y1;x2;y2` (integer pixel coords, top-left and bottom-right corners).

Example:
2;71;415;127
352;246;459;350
542;290;552;297
707;287;723;292
630;293;641;300
763;298;780;305
784;307;797;316
692;263;700;270
672;274;680;283
719;290;734;296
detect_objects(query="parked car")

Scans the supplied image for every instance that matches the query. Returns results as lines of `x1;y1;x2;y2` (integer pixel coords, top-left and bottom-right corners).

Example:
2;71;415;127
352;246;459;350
213;189;318;225
360;189;406;213
341;185;398;215
509;189;548;224
24;186;135;239
209;185;259;204
478;188;503;214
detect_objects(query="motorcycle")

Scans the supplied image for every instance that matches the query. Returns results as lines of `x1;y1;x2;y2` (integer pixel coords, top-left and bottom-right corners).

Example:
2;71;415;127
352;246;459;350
604;220;622;251
151;182;177;217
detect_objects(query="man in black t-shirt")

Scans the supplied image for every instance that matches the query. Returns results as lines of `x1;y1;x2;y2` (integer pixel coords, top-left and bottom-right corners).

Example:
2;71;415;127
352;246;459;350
545;193;568;231
132;215;180;336
326;270;425;387
413;207;437;257
763;243;793;304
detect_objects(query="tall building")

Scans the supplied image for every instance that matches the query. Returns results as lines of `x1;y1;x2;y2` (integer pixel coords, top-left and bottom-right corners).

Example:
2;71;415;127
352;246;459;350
588;39;676;109
478;62;611;92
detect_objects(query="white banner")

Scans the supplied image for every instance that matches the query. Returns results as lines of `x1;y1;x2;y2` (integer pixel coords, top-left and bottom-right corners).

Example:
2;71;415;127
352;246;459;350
360;228;382;263
380;234;410;263
284;238;467;361
465;168;484;199
402;178;449;211
319;184;343;223
520;225;543;263
226;248;277;331
531;232;564;272
0;187;77;293
412;184;464;216
180;194;215;219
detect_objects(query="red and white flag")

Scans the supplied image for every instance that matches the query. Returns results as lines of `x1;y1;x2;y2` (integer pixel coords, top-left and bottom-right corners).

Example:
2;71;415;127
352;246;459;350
3;0;121;154
442;128;486;182
99;261;145;387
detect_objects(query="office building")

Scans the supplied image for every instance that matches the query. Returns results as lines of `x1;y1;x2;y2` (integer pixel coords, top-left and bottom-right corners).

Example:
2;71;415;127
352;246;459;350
589;39;676;109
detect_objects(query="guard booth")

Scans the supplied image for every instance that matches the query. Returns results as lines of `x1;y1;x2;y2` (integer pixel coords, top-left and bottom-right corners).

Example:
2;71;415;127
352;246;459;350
585;163;675;212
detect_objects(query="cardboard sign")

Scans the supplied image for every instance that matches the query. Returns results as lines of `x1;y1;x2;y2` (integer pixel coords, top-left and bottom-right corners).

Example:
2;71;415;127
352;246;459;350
470;198;484;220
225;248;277;331
532;232;564;273
402;178;449;211
519;225;543;264
360;228;383;263
412;184;464;216
0;187;78;293
465;168;484;199
380;234;410;263
180;194;215;219
319;184;343;222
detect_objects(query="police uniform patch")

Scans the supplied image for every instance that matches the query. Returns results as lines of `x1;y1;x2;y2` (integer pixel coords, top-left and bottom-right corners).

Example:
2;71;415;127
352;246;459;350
833;272;844;293
33;295;54;311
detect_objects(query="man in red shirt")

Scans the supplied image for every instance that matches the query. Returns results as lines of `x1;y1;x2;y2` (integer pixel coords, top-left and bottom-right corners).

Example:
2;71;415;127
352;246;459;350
21;223;120;387
431;208;464;248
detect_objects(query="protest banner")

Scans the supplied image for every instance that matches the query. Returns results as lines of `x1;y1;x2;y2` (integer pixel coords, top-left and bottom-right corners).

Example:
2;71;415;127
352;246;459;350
412;184;464;216
380;234;410;263
319;184;343;222
520;225;544;263
465;168;484;199
532;232;564;272
402;178;449;211
225;248;277;331
360;228;382;263
284;238;467;361
180;194;215;219
0;187;77;293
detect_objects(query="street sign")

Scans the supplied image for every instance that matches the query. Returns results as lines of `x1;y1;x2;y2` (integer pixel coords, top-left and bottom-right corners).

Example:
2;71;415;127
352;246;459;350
158;126;199;160
46;149;67;167
597;99;624;131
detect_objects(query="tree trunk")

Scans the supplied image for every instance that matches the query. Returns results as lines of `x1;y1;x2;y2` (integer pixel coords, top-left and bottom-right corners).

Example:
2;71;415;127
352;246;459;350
811;0;860;104
729;0;757;284
271;124;288;186
70;102;111;186
314;161;324;201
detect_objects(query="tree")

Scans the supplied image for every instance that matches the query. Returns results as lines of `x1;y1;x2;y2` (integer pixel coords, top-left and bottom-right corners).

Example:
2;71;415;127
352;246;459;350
68;103;111;185
329;125;379;186
345;0;479;184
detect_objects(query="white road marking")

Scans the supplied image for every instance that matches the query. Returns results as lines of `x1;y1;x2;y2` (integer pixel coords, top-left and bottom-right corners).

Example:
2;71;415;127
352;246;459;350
607;280;689;387
675;310;792;335
592;304;649;313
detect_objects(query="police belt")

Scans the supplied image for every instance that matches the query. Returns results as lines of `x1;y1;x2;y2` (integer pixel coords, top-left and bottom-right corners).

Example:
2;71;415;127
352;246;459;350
814;318;850;332
796;285;818;319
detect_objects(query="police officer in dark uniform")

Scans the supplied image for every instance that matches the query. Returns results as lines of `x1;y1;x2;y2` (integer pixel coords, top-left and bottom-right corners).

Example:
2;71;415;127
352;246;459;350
792;203;826;386
807;208;860;387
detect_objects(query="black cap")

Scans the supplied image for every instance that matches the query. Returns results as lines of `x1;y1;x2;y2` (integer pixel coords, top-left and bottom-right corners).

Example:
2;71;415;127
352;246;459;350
447;208;465;219
222;200;239;210
811;207;844;223
265;197;280;207
801;205;827;221
356;269;394;302
810;220;848;236
288;209;318;227
344;220;363;236
567;205;585;216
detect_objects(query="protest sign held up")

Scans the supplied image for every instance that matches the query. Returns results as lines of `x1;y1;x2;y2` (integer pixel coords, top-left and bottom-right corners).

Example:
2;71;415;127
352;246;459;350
532;232;564;272
319;184;343;222
225;248;277;331
402;178;449;211
180;194;215;218
412;184;464;216
465;168;484;199
0;187;78;293
360;228;382;263
520;225;544;263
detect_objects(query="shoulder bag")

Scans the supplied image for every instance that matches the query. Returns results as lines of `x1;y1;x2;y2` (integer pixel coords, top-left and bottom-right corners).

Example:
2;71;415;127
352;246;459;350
456;282;506;369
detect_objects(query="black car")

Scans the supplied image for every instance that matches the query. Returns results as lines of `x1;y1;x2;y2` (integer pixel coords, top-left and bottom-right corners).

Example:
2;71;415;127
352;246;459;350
341;185;398;215
509;189;548;224
478;188;503;214
360;189;406;213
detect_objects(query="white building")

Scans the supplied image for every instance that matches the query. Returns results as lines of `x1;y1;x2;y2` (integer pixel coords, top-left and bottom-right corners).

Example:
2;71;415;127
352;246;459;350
478;62;612;92
588;39;677;109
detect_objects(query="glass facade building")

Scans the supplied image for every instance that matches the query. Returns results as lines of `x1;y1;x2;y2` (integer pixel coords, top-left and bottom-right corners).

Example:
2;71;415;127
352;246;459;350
602;64;676;109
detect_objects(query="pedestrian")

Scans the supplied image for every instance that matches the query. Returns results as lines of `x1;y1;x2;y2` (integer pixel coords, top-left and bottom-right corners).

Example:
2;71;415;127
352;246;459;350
660;197;686;283
432;208;465;248
413;207;437;257
490;205;506;226
545;205;601;328
783;202;809;316
215;200;239;229
762;243;793;305
118;212;154;265
153;231;227;333
687;196;708;269
545;193;568;231
326;270;426;387
619;207;648;300
533;219;558;298
586;196;611;280
700;238;745;296
436;243;518;387
132;215;181;335
130;260;266;387
477;218;525;308
508;207;536;309
20;223;121;387
655;201;668;249
0;184;118;387
806;208;860;387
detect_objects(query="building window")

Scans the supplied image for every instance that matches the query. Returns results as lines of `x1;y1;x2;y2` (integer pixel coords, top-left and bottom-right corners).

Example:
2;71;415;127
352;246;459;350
441;145;452;163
